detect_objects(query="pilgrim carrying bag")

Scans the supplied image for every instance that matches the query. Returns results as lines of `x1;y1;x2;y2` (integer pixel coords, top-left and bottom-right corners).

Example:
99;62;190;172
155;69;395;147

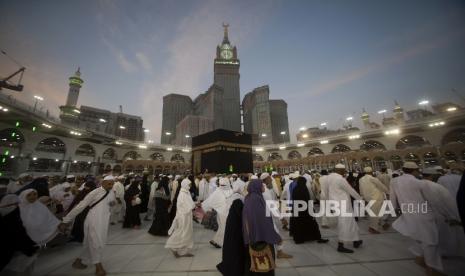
71;190;110;242
248;242;276;272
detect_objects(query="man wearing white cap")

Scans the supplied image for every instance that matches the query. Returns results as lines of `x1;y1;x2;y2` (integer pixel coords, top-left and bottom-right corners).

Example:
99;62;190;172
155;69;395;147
201;177;233;248
438;164;463;201
326;164;363;253
165;178;196;257
390;162;444;274
110;175;125;224
421;168;465;259
62;175;116;276
359;167;389;234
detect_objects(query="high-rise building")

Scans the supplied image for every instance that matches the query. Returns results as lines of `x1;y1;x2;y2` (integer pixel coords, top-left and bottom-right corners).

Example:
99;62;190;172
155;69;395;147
213;23;241;132
242;86;289;144
160;24;289;145
161;94;193;144
269;100;290;144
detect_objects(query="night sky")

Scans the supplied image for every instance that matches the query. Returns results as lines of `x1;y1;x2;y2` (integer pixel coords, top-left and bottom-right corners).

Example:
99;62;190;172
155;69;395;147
1;0;464;142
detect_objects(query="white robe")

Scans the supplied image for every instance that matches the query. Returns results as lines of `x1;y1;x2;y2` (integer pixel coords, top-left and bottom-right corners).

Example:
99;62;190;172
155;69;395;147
63;187;115;264
437;173;461;200
147;181;158;211
202;186;233;246
326;173;361;242
165;188;195;251
423;179;465;257
377;173;391;190
390;174;442;271
198;178;209;202
232;178;246;196
111;181;125;223
359;174;389;230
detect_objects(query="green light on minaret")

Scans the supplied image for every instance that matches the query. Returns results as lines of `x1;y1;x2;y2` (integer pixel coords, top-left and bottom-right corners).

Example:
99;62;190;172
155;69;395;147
16;121;20;127
69;67;84;87
4;150;9;156
32;126;36;132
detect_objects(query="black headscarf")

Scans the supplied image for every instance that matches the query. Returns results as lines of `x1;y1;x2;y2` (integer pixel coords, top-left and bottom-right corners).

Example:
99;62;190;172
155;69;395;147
457;172;465;234
157;176;170;196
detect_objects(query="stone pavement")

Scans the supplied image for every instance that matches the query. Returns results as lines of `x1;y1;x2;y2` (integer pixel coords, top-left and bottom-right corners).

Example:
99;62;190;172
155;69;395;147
32;218;465;276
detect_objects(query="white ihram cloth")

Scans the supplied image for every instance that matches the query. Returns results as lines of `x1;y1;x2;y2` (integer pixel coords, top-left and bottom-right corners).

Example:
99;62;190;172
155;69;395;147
390;174;442;271
423;179;465;257
437;173;461;201
18;189;60;246
202;179;233;246
326;173;361;242
55;183;75;211
302;173;315;199
232;178;246;196
198;178;209;202
111;181;125;223
263;185;282;235
359;174;389;230
208;177;218;196
165;180;196;253
63;187;115;264
319;175;334;227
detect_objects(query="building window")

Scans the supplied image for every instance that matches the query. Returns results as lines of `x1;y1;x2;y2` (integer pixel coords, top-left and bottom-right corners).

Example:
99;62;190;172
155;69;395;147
36;137;66;154
396;135;430;150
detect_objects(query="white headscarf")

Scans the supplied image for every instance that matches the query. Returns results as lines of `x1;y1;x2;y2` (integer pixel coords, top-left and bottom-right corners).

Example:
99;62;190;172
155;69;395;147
18;189;60;245
0;194;19;216
219;177;231;190
180;178;191;191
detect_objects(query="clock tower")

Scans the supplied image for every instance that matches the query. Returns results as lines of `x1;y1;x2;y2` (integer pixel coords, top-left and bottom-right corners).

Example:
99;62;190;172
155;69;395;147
214;23;241;132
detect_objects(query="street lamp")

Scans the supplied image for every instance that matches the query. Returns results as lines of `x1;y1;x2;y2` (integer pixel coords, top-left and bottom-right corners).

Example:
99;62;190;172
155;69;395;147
99;118;107;123
378;109;387;118
320;122;327;127
144;129;150;133
33;95;44;113
419;100;429;106
119;125;125;138
346;117;353;121
261;133;267;137
165;132;171;136
299;126;306;131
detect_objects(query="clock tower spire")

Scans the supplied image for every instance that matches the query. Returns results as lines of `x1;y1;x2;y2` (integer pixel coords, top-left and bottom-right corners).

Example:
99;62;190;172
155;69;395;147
214;24;241;132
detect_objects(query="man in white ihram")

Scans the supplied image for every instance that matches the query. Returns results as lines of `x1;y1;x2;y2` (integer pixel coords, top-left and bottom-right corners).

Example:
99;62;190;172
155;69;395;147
61;175;116;276
326;164;363;253
390;162;445;275
359;166;390;234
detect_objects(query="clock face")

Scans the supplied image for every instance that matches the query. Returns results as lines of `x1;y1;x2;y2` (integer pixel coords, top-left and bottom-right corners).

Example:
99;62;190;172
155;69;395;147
220;49;233;59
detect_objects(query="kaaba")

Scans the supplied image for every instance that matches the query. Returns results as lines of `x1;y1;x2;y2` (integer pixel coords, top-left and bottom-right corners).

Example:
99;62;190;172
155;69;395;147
191;129;253;174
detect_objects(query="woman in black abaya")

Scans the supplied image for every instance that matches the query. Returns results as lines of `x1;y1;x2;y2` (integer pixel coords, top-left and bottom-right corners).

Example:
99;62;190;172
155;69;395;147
291;177;328;244
123;178;142;229
148;176;171;236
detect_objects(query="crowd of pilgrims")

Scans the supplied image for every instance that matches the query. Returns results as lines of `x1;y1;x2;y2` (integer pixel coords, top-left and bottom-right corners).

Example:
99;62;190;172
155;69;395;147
0;162;464;276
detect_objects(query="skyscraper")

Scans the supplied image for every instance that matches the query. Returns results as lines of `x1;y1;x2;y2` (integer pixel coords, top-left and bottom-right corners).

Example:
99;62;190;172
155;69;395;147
213;23;241;132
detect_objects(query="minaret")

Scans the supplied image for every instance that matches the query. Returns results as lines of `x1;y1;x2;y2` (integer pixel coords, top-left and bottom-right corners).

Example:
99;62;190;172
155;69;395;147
393;100;404;123
60;67;83;123
66;67;84;107
361;108;370;128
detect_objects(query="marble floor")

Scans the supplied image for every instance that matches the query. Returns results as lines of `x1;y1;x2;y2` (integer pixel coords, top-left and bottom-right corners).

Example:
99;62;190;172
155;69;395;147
32;218;465;276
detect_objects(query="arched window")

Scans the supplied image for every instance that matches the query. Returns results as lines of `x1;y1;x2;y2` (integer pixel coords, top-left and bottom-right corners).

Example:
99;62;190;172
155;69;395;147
171;154;185;163
396;135;430;150
28;158;63;172
268;152;283;162
102;148;117;160
36;137;66;154
360;140;386;151
404;153;420;164
253;153;264;162
331;144;351;153
288;150;302;160
423;152;439;166
0;128;25;148
150;152;165;161
123;151;141;160
442;128;465;145
390;155;403;170
75;144;96;157
308;147;324;156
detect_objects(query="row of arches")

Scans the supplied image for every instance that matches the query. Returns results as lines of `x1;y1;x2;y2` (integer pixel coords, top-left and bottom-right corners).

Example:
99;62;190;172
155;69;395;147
0;128;186;162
